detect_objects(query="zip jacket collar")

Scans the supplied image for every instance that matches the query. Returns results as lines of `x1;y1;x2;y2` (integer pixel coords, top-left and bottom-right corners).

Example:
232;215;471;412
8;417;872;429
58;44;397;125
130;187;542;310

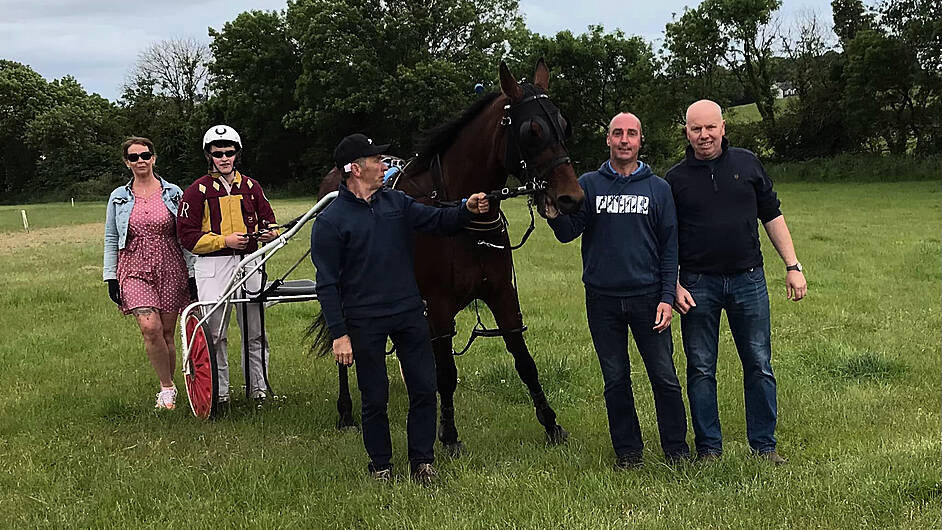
684;137;730;167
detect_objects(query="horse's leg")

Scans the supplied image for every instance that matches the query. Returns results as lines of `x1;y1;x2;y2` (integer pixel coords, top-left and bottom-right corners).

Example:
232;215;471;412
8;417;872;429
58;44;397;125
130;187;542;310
422;297;465;457
432;333;464;457
485;293;569;444
336;363;357;431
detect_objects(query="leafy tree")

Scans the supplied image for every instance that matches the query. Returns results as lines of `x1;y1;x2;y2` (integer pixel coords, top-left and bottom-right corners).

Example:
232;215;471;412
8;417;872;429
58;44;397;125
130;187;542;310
842;29;919;153
121;38;212;183
130;38;211;121
878;0;941;153
831;0;875;47
0;60;52;194
25;77;125;195
0;64;125;199
661;0;783;127
284;0;523;174
663;8;738;109
527;26;672;170
773;13;852;158
706;0;783;125
208;10;308;186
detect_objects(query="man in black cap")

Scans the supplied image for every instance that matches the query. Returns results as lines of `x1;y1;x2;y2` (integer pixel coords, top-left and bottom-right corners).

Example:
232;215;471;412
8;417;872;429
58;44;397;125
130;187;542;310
312;133;489;483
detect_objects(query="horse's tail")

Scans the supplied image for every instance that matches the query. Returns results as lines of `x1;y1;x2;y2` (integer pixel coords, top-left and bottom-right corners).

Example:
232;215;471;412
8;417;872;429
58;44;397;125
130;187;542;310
305;308;333;357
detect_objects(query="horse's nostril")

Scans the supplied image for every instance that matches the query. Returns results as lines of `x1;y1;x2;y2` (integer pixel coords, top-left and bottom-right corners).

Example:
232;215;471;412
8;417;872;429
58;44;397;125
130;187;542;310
556;194;579;213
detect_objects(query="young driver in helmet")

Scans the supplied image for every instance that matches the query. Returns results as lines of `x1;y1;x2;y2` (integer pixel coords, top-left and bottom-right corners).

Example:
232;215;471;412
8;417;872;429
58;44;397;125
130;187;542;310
177;125;278;405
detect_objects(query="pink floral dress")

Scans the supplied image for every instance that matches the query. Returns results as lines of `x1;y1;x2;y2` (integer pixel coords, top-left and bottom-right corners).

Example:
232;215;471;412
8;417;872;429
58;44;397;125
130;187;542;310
116;191;189;315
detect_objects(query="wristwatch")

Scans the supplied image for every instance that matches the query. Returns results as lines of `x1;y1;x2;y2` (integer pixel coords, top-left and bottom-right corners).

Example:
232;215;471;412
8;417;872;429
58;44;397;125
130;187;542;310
786;262;803;272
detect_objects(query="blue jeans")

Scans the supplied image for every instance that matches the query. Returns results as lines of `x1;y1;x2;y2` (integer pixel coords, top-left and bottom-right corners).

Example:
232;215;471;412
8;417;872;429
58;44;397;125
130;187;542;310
679;266;777;455
585;291;689;459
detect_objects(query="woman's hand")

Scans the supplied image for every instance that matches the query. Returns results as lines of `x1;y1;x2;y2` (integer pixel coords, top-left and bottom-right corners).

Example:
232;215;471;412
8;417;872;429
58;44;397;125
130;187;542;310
106;279;121;306
187;277;198;301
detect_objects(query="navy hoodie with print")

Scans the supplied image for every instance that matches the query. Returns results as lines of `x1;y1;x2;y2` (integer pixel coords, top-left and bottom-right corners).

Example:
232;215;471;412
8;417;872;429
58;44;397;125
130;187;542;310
547;161;678;305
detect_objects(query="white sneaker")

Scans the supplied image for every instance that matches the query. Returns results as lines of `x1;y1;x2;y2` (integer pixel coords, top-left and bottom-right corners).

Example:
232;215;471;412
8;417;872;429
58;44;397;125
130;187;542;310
155;386;177;410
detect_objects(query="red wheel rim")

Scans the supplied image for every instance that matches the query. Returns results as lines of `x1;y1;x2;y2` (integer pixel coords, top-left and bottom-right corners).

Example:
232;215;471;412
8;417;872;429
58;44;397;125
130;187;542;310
184;314;217;419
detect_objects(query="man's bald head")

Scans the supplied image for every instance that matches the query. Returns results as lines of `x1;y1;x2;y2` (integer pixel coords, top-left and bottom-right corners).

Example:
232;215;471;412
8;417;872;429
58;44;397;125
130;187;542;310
685;100;723;125
684;100;725;160
606;112;643;170
609;112;642;134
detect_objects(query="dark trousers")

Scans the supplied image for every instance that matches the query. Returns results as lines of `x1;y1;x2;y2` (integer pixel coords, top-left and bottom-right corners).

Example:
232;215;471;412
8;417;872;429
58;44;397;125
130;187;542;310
585;291;689;459
347;309;438;472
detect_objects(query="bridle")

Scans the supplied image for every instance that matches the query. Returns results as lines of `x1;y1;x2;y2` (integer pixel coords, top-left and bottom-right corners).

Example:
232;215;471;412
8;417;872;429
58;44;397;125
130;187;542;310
389;88;573;250
501;90;573;196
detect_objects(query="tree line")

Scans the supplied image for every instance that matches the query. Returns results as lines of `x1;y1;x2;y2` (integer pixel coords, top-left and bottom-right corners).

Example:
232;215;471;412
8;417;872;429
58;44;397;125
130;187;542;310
0;0;937;202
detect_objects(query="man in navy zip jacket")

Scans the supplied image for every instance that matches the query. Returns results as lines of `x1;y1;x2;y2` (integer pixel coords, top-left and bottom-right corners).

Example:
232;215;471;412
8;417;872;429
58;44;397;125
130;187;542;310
311;133;489;483
544;113;689;468
665;100;807;465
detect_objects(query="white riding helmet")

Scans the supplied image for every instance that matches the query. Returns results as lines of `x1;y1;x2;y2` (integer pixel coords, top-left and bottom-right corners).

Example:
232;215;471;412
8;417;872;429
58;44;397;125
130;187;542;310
202;125;242;151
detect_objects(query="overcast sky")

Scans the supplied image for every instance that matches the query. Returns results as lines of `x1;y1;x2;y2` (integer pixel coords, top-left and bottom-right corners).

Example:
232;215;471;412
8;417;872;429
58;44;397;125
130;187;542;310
1;0;835;101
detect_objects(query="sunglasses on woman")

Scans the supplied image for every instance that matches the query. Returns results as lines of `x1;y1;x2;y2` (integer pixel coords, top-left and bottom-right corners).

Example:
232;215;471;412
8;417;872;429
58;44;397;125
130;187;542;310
210;150;238;159
126;152;153;162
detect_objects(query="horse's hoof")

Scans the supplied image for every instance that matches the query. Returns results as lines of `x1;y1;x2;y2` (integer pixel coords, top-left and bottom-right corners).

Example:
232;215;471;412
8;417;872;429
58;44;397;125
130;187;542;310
336;419;359;432
442;440;465;458
546;425;569;445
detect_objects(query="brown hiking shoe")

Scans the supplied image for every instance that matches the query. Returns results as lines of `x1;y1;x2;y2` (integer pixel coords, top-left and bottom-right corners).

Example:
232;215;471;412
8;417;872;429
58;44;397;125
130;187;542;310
697;452;721;463
411;463;438;485
759;450;787;465
370;467;392;482
615;453;643;470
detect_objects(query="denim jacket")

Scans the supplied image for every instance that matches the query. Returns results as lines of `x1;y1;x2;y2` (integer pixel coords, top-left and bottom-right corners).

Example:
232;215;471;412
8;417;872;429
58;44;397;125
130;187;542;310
103;176;195;281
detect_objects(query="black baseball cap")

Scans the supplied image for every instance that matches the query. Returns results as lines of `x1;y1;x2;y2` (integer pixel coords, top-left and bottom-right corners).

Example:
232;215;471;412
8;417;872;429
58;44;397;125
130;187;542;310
334;133;390;172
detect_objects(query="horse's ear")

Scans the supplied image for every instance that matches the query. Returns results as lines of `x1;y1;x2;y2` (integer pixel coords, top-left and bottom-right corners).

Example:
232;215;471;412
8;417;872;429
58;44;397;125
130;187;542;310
533;58;549;91
499;61;523;101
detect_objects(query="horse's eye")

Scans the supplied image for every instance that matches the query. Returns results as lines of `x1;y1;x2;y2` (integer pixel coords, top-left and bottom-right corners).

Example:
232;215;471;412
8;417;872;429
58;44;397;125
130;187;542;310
559;114;571;139
519;120;543;140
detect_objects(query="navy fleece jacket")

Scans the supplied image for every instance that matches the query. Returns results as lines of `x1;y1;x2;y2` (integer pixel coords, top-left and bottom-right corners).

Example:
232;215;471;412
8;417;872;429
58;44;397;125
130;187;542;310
664;138;782;274
548;161;678;304
311;184;472;339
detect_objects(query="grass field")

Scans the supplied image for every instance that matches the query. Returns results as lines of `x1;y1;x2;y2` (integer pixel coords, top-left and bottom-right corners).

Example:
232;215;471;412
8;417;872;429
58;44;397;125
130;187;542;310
0;182;939;528
725;98;796;125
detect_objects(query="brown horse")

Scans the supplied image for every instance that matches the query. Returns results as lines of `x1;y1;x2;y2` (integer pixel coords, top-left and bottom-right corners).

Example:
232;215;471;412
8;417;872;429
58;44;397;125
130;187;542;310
315;59;584;454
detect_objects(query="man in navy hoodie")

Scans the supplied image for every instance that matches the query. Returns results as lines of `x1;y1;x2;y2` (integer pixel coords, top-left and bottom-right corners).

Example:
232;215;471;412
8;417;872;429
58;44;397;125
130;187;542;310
311;133;489;483
544;113;689;468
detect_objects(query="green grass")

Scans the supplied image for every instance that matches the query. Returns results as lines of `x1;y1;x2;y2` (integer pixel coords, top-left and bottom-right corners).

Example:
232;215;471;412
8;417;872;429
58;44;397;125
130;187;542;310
0;202;105;233
766;153;942;183
0;182;939;528
725;98;796;125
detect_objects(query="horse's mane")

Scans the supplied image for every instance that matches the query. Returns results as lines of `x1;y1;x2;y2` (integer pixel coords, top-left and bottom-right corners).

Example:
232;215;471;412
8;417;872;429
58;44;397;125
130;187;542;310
413;92;501;166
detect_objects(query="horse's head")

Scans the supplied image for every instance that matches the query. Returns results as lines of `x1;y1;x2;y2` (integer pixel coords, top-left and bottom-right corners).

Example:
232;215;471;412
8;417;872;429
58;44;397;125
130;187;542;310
499;59;584;217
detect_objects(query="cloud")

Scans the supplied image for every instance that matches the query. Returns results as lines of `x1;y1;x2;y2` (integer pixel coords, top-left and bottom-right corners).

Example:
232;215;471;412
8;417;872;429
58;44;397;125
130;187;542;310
0;0;285;99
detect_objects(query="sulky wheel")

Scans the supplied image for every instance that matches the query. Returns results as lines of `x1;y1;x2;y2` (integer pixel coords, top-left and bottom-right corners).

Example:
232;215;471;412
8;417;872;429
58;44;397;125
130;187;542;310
184;312;219;419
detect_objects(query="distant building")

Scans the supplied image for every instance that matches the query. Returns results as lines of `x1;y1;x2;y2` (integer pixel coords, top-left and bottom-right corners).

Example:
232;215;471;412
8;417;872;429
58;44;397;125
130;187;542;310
772;81;798;99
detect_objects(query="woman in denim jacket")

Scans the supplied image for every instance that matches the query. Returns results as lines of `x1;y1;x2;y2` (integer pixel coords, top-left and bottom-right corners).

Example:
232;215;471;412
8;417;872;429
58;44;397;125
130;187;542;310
103;137;196;410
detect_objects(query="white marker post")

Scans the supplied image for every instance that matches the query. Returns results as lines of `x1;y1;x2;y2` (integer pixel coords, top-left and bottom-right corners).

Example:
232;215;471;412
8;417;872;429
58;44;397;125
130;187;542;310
21;210;29;233
71;198;74;207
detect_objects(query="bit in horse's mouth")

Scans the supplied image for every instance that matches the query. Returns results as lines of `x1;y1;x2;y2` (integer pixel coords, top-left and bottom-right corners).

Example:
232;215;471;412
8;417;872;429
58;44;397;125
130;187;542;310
535;189;555;219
